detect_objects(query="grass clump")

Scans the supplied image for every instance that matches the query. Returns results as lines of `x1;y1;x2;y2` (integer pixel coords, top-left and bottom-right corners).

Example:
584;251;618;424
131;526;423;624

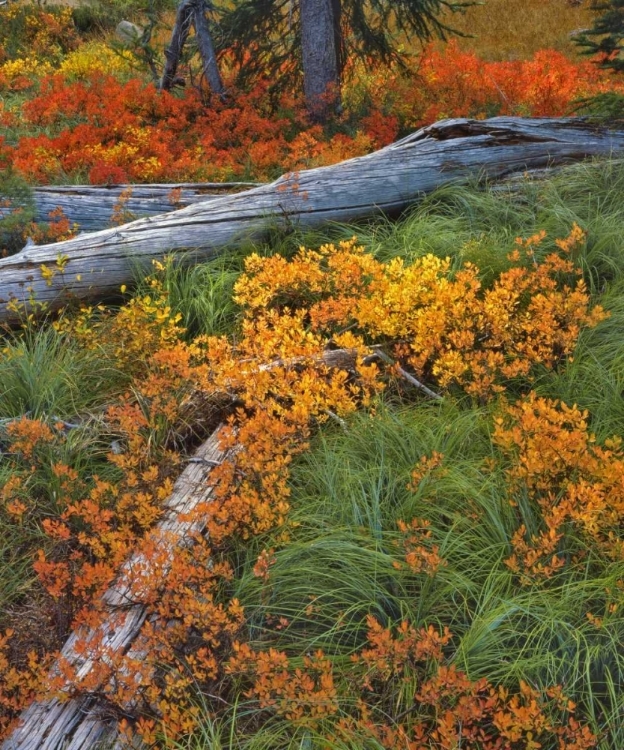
3;159;624;747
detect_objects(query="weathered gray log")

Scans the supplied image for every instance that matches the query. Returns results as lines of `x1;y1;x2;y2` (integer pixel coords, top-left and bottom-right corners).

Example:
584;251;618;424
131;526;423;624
1;182;260;233
2;348;360;750
2;427;229;750
2;116;624;324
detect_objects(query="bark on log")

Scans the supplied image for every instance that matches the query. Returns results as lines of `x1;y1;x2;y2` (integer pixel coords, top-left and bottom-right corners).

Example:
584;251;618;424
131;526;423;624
1;427;229;750
2;116;624;325
2;348;360;750
0;183;261;234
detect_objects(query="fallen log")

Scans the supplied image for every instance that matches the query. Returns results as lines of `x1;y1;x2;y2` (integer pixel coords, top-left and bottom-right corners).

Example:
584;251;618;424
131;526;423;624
0;182;261;234
2;116;624;324
2;347;361;750
1;427;229;750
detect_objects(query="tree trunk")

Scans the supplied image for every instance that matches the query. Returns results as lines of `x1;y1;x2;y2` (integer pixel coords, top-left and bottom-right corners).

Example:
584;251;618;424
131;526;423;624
2;117;624;326
160;0;224;94
332;0;343;74
300;0;341;121
160;0;195;90
193;0;225;97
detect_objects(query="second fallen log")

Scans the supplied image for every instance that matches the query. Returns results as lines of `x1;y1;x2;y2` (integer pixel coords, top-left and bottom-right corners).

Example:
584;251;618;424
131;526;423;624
2;116;624;324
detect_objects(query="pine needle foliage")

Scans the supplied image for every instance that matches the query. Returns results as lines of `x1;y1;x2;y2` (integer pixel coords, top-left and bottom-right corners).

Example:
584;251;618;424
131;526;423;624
575;0;624;74
216;0;474;89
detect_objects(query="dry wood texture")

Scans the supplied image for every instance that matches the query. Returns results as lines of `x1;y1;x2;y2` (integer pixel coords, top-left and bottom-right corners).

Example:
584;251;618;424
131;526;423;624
2;116;624;324
2;427;229;750
0;183;260;233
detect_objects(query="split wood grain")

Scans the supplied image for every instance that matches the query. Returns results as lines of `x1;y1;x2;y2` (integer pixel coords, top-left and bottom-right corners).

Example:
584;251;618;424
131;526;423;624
2;116;624;324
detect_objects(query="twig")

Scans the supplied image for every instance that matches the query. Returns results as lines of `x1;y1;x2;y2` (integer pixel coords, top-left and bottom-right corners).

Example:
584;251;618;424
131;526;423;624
186;457;222;467
325;409;348;432
51;416;83;430
371;347;443;401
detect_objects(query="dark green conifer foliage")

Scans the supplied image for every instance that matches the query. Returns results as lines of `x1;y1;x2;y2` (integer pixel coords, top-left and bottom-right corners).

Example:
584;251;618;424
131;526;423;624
216;0;472;93
576;1;624;73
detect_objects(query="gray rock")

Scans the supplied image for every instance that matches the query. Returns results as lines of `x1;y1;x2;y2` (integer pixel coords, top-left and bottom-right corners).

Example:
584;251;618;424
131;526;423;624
116;20;143;46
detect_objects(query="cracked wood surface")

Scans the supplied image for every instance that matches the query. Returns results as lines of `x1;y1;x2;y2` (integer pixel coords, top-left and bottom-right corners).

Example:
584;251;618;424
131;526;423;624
2;428;228;750
2;116;623;324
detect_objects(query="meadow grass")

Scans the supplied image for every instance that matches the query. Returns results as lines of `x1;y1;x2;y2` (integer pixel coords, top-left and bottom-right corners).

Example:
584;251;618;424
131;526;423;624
4;158;624;746
152;157;624;748
184;401;624;748
437;0;596;60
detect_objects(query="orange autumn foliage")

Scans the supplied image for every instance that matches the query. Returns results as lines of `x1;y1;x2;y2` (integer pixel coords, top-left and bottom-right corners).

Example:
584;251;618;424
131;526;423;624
2;42;624;186
345;41;624;137
0;630;52;739
234;225;606;399
227;617;596;749
25;207;79;246
227;645;339;727
0;223;608;743
346;617;595;749
494;393;624;585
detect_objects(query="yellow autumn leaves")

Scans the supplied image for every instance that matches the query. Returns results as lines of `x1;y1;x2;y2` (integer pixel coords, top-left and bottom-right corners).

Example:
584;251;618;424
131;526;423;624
234;224;606;399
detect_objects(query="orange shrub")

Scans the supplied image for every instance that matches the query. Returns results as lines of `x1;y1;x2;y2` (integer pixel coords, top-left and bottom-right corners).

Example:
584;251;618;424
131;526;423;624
227;617;596;749
494;393;624;584
233;226;606;399
345;42;624;133
3;42;624;185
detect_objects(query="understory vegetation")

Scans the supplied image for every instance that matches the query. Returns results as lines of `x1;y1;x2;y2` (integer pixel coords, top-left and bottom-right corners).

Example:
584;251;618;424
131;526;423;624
3;0;624;748
0;0;620;188
2;161;624;747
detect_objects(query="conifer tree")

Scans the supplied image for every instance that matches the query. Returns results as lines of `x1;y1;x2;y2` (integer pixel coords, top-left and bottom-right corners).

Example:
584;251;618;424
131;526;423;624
218;0;471;120
575;0;624;73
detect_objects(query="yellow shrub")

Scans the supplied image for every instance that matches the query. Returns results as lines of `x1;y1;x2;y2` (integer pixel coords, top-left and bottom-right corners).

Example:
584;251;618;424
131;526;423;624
58;42;134;80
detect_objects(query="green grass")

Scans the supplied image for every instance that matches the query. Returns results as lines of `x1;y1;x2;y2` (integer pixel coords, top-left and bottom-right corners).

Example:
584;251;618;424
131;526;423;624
5;158;624;747
210;401;624;747
159;158;624;748
0;324;126;624
0;325;122;419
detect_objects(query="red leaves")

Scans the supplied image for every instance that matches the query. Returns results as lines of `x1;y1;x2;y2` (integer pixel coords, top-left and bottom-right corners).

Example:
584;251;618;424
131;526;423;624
5;41;623;186
347;41;624;132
